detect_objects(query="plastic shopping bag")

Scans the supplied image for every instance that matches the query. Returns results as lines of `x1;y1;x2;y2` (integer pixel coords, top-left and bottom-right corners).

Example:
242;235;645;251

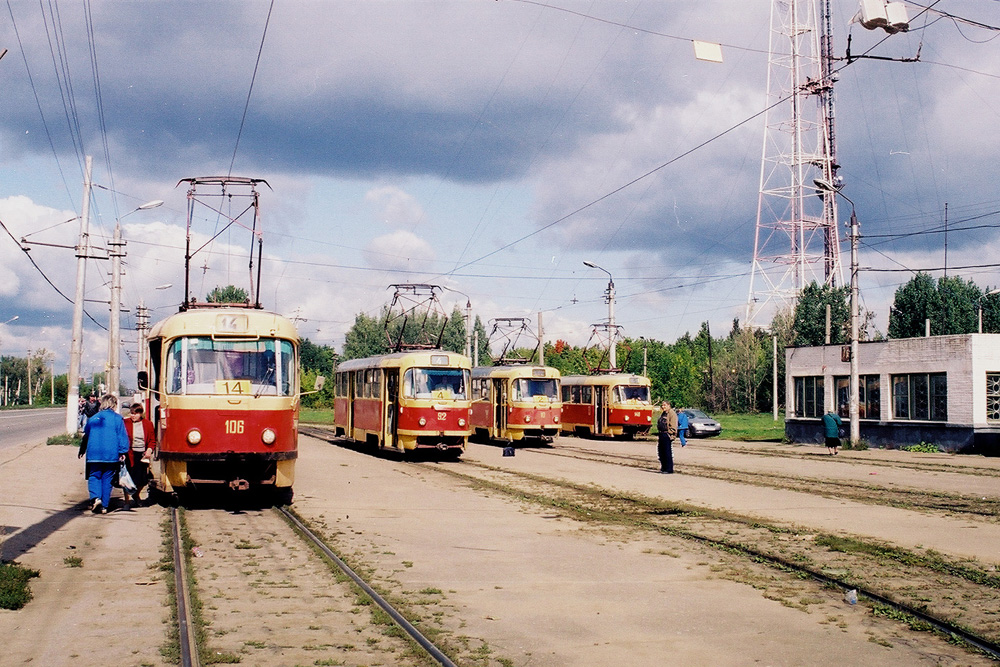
118;463;137;494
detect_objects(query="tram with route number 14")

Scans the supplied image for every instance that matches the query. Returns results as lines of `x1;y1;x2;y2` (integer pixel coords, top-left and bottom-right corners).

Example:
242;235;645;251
141;306;300;502
559;373;653;439
138;176;301;503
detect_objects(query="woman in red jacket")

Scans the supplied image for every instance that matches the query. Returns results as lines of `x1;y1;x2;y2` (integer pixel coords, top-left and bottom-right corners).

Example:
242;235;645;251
124;403;156;508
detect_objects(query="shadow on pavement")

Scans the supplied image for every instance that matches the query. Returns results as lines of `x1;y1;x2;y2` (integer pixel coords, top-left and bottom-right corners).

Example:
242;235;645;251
0;500;89;561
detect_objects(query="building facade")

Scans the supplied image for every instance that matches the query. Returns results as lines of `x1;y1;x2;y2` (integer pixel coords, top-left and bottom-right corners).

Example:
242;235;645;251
785;334;1000;454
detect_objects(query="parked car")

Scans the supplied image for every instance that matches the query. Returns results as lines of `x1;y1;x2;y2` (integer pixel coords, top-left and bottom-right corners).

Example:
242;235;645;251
680;409;722;438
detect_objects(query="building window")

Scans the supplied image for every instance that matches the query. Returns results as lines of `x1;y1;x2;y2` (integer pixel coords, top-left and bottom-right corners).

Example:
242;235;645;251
988;373;1000;422
892;373;947;421
835;375;880;420
794;376;824;418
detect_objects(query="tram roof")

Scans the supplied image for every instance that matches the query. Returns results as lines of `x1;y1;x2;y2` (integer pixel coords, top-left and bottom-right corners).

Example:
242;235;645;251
336;350;471;372
148;307;299;340
561;373;650;386
471;365;560;380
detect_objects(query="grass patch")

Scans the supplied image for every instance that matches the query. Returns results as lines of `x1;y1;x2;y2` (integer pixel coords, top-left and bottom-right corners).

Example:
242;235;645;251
299;407;335;425
63;556;83;568
47;432;82;447
0;561;41;609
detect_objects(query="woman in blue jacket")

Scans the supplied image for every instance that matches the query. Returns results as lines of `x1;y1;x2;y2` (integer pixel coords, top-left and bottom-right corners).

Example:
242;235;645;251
78;394;129;513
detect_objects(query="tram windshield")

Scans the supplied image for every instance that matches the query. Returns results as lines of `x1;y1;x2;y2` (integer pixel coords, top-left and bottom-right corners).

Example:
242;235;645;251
512;378;559;401
403;367;470;400
614;384;650;403
165;337;295;396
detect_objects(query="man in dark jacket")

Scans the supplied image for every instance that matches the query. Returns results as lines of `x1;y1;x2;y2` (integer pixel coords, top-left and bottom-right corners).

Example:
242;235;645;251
78;394;129;513
82;394;100;427
657;401;678;474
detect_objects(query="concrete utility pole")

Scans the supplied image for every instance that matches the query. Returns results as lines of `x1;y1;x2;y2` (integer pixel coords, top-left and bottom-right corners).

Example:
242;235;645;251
107;200;162;400
583;261;617;370
26;348;32;406
107;223;125;398
66;156;93;434
537;311;544;366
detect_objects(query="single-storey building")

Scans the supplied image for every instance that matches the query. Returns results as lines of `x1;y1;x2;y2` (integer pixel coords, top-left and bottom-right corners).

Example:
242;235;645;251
784;333;1000;454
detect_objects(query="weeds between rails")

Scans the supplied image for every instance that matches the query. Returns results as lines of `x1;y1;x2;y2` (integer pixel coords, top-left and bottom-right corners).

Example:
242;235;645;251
421;460;1000;659
167;503;476;667
552;443;1000;520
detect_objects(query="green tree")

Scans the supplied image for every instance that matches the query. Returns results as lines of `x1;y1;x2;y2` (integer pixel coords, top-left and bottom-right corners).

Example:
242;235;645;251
792;282;850;346
342;311;390;361
206;284;250;304
932;276;979;335
888;273;984;338
888;273;936;338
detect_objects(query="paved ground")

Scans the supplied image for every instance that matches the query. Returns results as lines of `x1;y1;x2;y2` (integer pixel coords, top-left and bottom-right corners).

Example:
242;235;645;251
0;430;994;666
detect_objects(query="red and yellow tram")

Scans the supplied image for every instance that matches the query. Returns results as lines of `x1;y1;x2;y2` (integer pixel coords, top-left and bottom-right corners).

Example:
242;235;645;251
471;365;561;443
334;350;472;456
560;373;652;438
141;306;299;501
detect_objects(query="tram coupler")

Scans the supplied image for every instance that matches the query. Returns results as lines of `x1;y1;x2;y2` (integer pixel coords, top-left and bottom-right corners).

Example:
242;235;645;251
435;443;448;451
229;478;250;491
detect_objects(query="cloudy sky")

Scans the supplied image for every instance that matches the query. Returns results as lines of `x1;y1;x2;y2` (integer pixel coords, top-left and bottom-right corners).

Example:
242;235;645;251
1;0;998;379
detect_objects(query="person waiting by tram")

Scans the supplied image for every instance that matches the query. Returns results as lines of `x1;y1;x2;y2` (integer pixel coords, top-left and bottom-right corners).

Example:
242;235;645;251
657;401;678;474
78;394;129;514
123;403;156;509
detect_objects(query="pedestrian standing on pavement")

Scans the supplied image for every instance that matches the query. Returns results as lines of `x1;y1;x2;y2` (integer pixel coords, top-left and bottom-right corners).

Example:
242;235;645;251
78;394;129;514
77;397;86;431
677;409;689;447
657;401;678;473
82;394;100;428
123;403;156;509
822;407;844;455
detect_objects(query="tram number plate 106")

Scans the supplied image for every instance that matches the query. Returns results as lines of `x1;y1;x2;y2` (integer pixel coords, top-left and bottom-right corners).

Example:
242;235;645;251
216;380;251;395
225;420;245;435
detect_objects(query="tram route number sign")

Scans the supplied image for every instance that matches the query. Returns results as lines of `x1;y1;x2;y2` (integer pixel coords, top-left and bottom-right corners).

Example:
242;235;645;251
216;379;251;395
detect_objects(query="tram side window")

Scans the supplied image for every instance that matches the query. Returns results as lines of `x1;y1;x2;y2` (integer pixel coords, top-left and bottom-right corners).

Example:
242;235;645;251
581;386;593;404
479;379;489;400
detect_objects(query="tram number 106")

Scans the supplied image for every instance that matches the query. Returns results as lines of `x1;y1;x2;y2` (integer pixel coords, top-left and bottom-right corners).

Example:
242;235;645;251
225;419;245;435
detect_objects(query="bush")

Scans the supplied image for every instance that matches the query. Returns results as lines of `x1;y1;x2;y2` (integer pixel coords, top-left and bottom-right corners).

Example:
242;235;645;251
0;562;41;610
903;442;939;453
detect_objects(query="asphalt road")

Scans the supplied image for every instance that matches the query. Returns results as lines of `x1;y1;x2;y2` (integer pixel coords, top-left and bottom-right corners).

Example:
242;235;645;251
0;407;67;450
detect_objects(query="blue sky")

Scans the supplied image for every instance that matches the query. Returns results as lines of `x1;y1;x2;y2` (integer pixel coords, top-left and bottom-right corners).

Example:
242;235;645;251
1;0;999;379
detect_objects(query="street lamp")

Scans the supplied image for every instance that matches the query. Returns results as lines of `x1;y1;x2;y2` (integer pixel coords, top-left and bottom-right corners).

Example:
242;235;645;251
979;288;1000;334
583;261;617;369
814;178;860;447
107;199;164;399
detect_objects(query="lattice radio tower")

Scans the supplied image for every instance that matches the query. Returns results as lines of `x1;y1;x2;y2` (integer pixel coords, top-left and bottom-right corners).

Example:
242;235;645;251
746;0;843;325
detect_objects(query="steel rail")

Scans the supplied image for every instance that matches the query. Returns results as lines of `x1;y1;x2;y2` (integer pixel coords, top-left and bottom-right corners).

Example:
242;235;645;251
440;457;1000;662
276;507;457;667
171;507;200;667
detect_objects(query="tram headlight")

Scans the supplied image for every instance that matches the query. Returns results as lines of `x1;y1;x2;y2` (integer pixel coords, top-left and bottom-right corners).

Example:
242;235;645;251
524;415;532;423
261;428;277;445
186;429;202;445
624;415;630;422
458;418;466;427
418;417;427;426
554;415;560;423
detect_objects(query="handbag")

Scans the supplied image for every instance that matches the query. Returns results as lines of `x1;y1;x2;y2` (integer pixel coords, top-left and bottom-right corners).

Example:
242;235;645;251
118;463;137;494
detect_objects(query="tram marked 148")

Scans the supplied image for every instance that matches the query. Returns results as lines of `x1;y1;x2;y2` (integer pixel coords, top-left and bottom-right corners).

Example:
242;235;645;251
560;373;653;438
471;365;561;443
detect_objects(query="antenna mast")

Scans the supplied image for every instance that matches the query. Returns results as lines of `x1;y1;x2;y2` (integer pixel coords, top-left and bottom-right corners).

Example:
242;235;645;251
747;0;842;325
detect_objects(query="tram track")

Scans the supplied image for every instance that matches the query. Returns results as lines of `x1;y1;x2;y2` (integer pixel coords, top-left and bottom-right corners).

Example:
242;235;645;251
548;443;1000;520
168;503;458;667
417;458;1000;661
